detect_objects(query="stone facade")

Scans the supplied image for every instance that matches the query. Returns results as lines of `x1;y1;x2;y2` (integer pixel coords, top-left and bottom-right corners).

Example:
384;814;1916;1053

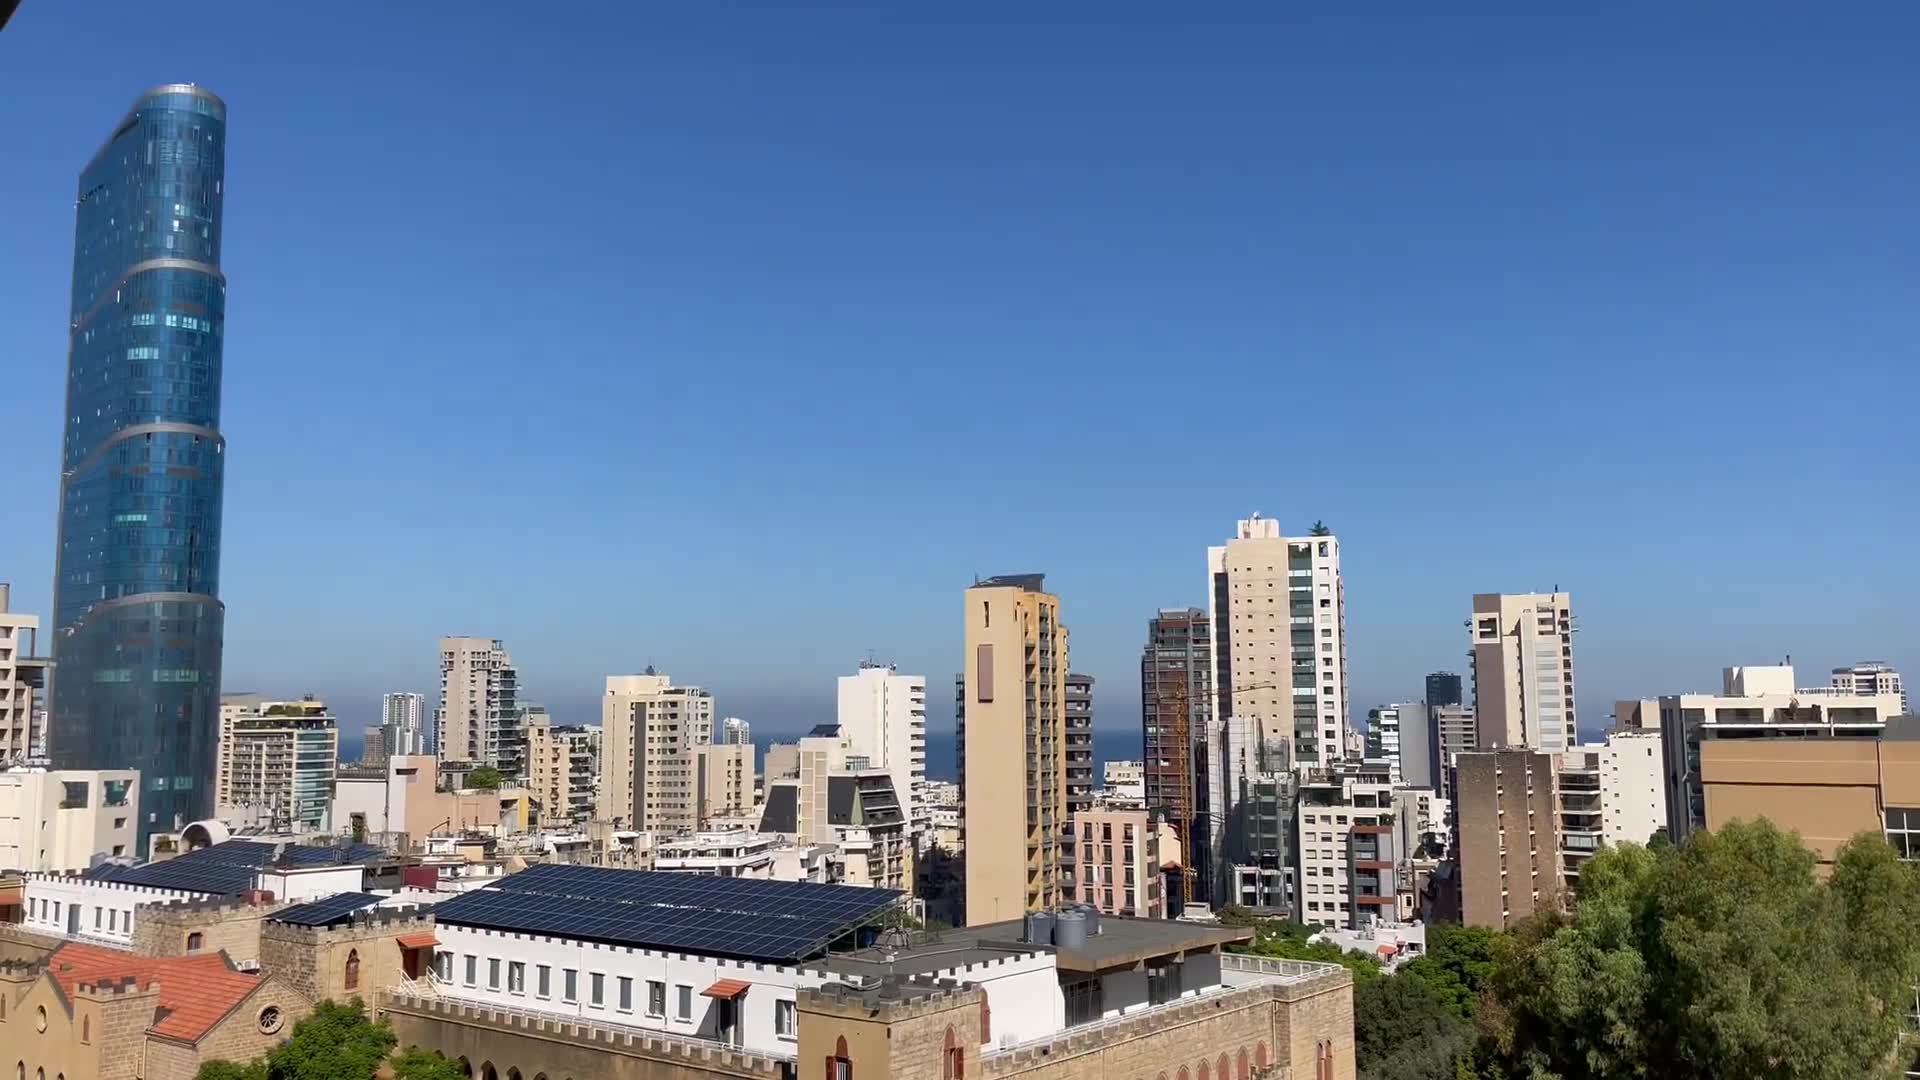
382;993;787;1080
131;894;283;965
799;980;983;1080
258;906;433;1006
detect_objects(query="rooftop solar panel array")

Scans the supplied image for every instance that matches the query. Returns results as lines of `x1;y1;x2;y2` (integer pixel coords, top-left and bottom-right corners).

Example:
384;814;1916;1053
434;864;903;963
268;892;385;926
85;840;386;895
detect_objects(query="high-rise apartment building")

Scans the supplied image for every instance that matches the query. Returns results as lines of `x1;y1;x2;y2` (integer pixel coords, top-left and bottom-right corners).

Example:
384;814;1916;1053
1429;704;1477;802
1140;607;1212;896
960;574;1068;926
718;716;752;746
436;637;521;773
1364;705;1404;785
49;86;230;845
835;661;929;837
694;743;753;827
1065;673;1095;823
1831;661;1906;713
1204;517;1347;904
1072;808;1170;919
1425;672;1464;708
596;672;714;832
1468;592;1577;753
1555;729;1667;889
1297;765;1402;930
0;585;50;764
383;691;427;756
1454;750;1561;930
525;706;599;825
214;697;338;832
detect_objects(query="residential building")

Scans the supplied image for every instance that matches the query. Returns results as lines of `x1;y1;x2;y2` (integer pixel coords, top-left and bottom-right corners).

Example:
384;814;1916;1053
1467;592;1577;753
1831;660;1907;713
1205;517;1347;908
329;755;538;846
653;829;778;877
1228;774;1298;914
1697;721;1920;868
1429;704;1477;802
718;716;752;746
383;691;428;755
827;770;911;890
1139;607;1212;896
1393;703;1435;789
214;697;338;832
1654;664;1904;842
835;660;928;836
960;574;1069;926
1102;759;1145;803
0;584;50;763
1296;766;1401;930
48;87;230;849
694;742;753;827
382;863;1353;1080
596;671;714;832
1072;808;1169;918
1454;750;1561;930
1554;729;1666;889
526;709;598;824
0;767;139;870
1425;671;1464;708
361;725;388;768
436;637;521;772
1065;672;1095;823
1365;705;1405;785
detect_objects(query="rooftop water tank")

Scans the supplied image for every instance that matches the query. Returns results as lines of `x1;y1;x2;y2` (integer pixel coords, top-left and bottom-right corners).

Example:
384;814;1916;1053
1078;902;1102;935
1053;908;1088;950
1024;910;1056;945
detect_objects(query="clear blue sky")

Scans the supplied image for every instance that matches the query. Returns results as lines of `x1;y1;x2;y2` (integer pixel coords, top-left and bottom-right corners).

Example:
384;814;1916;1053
2;3;1914;741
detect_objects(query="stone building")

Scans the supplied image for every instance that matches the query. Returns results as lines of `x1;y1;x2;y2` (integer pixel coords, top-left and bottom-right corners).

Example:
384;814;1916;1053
259;902;437;1006
0;941;312;1080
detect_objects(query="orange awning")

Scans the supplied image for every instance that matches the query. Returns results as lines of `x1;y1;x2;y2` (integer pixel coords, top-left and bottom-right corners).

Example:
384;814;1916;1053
396;932;439;949
702;978;751;1000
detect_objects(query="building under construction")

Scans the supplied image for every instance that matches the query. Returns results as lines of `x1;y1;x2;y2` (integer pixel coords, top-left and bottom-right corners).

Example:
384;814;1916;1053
1140;607;1213;905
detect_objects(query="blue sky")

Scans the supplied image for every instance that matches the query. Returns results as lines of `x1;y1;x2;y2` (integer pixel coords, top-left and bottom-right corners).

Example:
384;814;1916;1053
2;3;1914;740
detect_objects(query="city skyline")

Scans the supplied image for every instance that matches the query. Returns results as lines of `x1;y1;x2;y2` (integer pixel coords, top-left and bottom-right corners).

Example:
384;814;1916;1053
3;6;1915;744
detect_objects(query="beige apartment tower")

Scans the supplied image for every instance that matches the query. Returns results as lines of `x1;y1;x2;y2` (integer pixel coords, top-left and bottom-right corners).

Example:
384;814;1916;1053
0;585;49;763
1468;593;1577;753
1454;750;1561;930
436;636;521;771
960;574;1068;926
596;671;714;831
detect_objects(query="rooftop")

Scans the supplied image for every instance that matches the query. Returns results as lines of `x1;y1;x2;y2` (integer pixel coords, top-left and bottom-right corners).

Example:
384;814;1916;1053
46;942;263;1042
973;573;1047;592
88;840;387;895
820;915;1253;978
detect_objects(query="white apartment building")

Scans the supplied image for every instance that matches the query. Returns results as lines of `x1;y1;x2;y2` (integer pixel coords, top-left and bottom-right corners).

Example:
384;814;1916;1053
1831;660;1907;713
835;660;928;837
437;637;522;772
527;709;600;824
1658;664;1904;841
1555;729;1666;888
0;585;50;763
1364;705;1405;785
383;691;428;755
597;672;715;832
1468;592;1577;753
653;829;778;877
1295;769;1399;931
0;768;139;871
1101;759;1144;803
214;697;339;832
718;716;752;746
1205;516;1348;900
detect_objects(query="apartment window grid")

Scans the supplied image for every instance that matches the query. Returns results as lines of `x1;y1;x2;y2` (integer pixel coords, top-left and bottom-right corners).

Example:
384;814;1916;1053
1887;808;1920;860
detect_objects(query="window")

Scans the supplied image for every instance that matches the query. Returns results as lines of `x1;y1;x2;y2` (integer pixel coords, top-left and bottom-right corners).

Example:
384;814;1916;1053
590;972;605;1007
507;962;525;994
828;1035;853;1080
618;976;633;1012
647;980;666;1017
94;907;101;929
1886;808;1920;860
464;956;478;987
186;932;204;953
775;998;796;1038
536;964;551;999
943;1025;964;1079
675;984;692;1021
345;949;361;991
436;953;453;982
488;959;501;990
562;968;578;1003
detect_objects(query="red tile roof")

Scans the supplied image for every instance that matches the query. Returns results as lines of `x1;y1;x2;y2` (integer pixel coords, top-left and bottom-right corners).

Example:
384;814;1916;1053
47;942;265;1042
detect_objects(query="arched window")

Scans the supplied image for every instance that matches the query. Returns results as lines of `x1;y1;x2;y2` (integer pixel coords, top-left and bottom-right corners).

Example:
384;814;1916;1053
344;948;361;991
1316;1039;1333;1080
1237;1049;1249;1080
979;997;991;1044
1178;1069;1190;1080
82;1016;91;1044
1255;1043;1268;1070
186;932;204;952
1217;1054;1229;1080
826;1034;852;1080
481;1064;498;1080
1198;1062;1210;1080
456;1058;472;1079
943;1025;963;1080
507;1070;522;1080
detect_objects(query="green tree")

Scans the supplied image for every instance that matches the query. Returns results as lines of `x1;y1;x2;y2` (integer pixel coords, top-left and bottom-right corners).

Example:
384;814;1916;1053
466;766;504;790
1310;520;1332;536
265;999;397;1080
388;1047;470;1080
1228;912;1384;984
195;1062;266;1080
1398;923;1500;1021
1355;972;1477;1080
1483;821;1920;1080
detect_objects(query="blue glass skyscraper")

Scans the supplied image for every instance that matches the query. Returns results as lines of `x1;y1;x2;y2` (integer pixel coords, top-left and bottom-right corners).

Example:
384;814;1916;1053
51;85;228;844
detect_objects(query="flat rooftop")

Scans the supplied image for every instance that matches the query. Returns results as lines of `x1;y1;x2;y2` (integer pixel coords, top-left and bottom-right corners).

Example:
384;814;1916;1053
817;916;1252;978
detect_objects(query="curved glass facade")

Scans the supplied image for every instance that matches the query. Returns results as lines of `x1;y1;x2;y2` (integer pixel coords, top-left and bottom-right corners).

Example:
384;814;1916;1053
51;86;228;843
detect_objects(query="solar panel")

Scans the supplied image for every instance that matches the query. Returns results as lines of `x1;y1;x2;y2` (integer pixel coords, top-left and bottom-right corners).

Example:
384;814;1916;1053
435;866;902;963
269;892;384;927
82;839;386;895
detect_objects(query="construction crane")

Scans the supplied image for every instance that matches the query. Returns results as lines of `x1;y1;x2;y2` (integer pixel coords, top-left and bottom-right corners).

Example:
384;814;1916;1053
1161;677;1285;910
